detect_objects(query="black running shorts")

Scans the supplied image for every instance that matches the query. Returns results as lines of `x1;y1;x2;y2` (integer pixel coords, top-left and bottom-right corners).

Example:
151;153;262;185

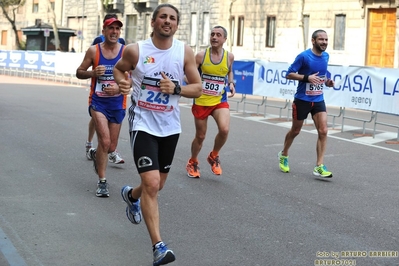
292;98;327;120
130;131;179;174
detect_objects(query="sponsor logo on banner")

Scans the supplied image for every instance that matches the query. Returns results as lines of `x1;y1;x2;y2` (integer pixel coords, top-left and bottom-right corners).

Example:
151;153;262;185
24;51;40;69
232;61;255;95
0;50;8;66
40;52;55;71
9;51;23;68
234;59;399;115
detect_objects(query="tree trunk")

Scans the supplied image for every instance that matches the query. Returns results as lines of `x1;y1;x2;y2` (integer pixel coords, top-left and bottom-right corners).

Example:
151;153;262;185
0;5;22;50
48;0;60;50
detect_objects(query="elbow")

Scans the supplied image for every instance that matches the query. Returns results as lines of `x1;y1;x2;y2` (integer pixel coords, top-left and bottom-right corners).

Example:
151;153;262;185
194;84;202;98
285;73;294;80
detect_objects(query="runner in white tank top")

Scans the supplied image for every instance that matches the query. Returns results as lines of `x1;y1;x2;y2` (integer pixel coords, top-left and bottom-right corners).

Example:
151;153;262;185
113;4;202;266
129;38;185;137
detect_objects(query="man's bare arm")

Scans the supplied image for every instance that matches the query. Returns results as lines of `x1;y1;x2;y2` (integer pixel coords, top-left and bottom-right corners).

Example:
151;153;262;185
182;45;202;98
114;44;138;95
76;46;97;79
227;52;235;97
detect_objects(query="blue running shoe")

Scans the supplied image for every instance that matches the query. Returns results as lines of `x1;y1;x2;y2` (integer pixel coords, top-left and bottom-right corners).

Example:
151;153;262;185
96;181;109;197
121;185;142;224
153;242;175;266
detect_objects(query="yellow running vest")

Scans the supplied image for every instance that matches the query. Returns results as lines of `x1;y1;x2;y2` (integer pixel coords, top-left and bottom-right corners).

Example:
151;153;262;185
194;47;229;106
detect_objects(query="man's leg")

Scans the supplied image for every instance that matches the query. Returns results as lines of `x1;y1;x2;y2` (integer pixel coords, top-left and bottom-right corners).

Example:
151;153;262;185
90;109;111;179
108;122;122;153
278;118;304;173
108;117;125;164
282;119;304;156
190;117;208;160
312;111;328;166
86;118;96;159
211;108;230;154
186;117;207;178
88;118;96;143
139;170;168;245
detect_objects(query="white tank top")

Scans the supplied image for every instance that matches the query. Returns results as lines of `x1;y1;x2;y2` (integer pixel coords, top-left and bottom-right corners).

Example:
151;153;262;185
129;38;185;137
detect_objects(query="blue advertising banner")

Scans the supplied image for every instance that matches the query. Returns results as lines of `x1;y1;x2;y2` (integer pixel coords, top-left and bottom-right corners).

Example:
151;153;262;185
40;52;55;72
24;51;41;70
8;51;24;68
232;60;255;95
0;50;8;67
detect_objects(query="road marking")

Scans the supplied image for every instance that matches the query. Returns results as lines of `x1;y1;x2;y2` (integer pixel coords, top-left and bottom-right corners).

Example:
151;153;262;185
0;227;28;266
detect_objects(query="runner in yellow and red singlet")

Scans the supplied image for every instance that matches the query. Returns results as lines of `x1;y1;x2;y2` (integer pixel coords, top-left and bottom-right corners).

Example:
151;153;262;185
186;25;235;178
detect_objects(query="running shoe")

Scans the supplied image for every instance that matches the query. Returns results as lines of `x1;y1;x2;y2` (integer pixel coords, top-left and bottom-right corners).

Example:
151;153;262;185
121;185;142;224
86;141;92;160
96;181;109;197
153;242;175;266
89;148;98;174
186;160;200;178
278;151;290;173
313;164;333;178
108;150;125;164
207;152;222;175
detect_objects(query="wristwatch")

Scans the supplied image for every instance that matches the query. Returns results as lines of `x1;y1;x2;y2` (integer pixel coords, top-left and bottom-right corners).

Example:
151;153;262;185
173;84;181;95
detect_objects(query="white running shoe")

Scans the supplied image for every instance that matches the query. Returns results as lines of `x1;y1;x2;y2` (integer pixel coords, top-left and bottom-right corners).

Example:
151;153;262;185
85;141;92;160
108;150;125;164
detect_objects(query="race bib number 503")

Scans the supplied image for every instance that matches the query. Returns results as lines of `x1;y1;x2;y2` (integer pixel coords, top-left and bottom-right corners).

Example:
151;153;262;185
202;73;225;96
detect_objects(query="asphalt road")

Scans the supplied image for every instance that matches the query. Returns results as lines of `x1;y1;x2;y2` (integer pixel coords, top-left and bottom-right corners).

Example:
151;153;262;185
0;77;398;266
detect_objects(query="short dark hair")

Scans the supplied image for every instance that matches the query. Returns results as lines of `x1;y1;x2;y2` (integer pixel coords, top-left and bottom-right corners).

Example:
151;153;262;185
151;4;180;25
312;29;326;40
213;26;227;38
103;14;117;23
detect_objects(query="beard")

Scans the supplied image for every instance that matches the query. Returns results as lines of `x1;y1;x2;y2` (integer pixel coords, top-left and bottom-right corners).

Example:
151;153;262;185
314;43;327;52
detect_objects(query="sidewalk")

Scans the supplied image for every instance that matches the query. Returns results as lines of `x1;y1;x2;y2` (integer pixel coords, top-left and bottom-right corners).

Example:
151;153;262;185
0;72;88;87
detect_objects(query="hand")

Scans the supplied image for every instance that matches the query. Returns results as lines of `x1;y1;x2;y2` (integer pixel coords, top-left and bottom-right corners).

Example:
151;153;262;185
325;78;335;87
159;72;175;94
103;83;120;96
93;65;106;77
309;72;325;85
118;71;132;95
228;83;236;98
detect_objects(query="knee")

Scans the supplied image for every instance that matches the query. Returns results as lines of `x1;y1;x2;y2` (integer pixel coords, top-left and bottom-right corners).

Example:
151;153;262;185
143;179;161;196
290;129;301;137
158;180;166;191
195;133;206;143
318;127;328;137
218;127;229;138
98;138;111;150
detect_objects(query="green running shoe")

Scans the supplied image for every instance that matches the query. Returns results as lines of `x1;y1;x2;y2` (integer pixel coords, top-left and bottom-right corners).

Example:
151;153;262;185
278;151;290;173
313;164;333;178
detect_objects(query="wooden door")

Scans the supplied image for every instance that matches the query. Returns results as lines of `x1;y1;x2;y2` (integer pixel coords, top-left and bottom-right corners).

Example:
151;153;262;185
366;8;396;67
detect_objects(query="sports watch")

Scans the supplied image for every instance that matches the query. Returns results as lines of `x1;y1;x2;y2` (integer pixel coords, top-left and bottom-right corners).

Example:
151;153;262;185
173;84;181;95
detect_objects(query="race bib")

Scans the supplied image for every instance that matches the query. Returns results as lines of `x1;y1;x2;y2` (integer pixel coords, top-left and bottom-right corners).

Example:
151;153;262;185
305;75;325;96
201;73;225;96
95;74;120;97
137;76;178;112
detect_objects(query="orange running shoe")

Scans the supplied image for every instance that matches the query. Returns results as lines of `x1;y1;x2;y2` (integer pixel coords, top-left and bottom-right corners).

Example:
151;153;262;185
186;160;200;178
207;152;222;175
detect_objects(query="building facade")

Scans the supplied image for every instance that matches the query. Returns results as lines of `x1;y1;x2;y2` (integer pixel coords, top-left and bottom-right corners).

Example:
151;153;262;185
0;0;398;67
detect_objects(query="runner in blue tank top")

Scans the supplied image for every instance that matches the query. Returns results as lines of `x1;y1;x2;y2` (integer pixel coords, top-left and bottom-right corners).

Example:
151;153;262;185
85;13;126;164
278;29;335;178
76;17;129;197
